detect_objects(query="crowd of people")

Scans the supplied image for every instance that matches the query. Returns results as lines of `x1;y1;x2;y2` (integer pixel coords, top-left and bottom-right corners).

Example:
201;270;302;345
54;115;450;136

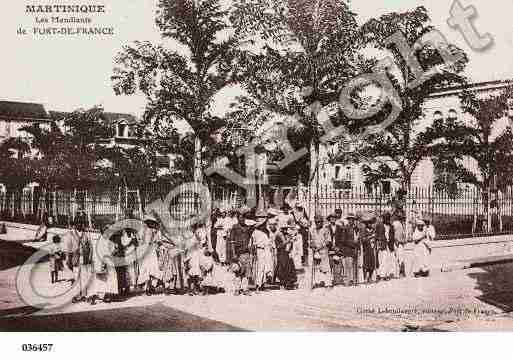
43;202;437;305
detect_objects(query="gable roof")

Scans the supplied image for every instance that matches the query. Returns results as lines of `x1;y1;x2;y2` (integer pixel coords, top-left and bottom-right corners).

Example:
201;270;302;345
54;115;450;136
102;112;138;125
0;101;50;120
49;110;138;125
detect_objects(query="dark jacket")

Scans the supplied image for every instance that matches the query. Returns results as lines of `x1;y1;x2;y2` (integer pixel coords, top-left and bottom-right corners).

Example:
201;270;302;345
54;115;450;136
375;222;395;252
335;224;359;257
230;223;251;258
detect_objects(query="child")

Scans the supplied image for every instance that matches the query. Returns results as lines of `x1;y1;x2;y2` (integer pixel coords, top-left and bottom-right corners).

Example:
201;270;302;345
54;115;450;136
184;243;203;296
49;235;64;284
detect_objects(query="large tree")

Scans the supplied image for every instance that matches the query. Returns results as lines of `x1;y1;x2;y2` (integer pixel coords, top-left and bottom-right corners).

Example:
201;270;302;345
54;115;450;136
228;0;371;192
0;138;32;219
432;88;513;232
350;6;468;191
112;0;242;184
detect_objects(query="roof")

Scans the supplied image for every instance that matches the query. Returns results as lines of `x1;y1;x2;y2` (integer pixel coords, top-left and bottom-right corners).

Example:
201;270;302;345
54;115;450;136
49;111;69;121
0;101;50;120
102;112;138;125
49;110;138;124
428;79;513;99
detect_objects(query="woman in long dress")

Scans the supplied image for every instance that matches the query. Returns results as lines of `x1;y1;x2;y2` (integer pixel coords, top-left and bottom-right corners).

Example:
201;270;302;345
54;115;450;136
251;216;276;291
89;230;119;304
287;220;303;270
309;215;332;288
360;213;377;283
412;220;432;277
276;224;297;289
137;215;163;295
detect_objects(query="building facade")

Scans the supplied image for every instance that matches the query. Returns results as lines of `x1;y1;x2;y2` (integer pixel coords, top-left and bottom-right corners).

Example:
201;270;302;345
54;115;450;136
314;79;513;193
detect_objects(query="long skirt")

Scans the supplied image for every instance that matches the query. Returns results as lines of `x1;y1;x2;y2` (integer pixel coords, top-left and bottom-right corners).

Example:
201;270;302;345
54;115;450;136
331;257;344;286
377;249;394;278
160;247;181;283
276;252;297;287
254;249;274;287
74;263;93;297
357;248;364;284
342;256;355;284
216;232;227;263
362;243;377;274
403;243;415;277
90;265;118;296
292;241;303;269
412;242;430;273
312;250;332;287
138;244;161;284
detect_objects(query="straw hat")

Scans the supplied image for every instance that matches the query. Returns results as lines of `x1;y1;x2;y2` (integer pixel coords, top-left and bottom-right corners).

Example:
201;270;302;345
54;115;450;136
255;209;268;218
314;213;324;222
268;207;280;217
286;218;299;230
143;214;159;226
245;219;258;226
416;219;426;226
268;217;278;225
345;212;358;220
360;212;376;223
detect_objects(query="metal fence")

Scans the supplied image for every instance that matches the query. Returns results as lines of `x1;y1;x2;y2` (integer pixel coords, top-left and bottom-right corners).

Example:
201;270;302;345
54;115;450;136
292;185;513;240
2;184;513;240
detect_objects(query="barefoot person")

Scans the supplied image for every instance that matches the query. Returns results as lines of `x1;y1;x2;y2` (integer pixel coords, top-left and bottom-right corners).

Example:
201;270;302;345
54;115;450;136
309;214;333;289
360;212;377;284
250;210;275;292
137;214;163;296
49;235;64;284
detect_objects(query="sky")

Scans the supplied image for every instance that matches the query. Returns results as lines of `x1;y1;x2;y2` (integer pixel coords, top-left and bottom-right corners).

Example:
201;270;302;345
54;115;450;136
1;0;512;118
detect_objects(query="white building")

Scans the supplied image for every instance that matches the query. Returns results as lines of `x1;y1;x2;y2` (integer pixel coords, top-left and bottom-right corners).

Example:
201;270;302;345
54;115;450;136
316;79;513;192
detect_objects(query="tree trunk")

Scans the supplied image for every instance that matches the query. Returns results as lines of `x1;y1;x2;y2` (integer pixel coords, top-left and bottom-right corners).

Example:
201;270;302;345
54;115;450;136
487;184;492;233
498;190;503;232
193;136;203;184
309;140;319;214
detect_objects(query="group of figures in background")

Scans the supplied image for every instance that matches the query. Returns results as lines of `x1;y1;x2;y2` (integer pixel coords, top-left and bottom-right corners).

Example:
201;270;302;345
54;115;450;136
38;198;437;305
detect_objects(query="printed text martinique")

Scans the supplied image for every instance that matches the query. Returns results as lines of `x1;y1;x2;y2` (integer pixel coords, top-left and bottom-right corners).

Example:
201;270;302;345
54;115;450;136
26;5;106;13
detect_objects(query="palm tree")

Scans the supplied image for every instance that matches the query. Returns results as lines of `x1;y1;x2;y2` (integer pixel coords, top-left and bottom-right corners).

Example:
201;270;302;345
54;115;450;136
229;0;371;203
0;138;32;219
112;0;242;184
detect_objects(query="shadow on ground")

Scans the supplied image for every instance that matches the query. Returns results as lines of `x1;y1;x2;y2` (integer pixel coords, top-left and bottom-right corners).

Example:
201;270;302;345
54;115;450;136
0;240;44;271
0;302;245;332
469;263;513;312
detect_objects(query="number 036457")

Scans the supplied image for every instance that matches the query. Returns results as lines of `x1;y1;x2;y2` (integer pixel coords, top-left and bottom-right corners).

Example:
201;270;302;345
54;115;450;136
21;344;53;352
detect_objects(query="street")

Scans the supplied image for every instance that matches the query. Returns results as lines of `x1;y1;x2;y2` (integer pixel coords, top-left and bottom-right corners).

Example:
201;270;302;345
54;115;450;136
2;239;513;331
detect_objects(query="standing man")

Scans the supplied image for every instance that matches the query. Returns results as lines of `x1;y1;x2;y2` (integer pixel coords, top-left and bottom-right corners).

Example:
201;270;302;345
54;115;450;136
214;210;229;265
230;211;253;295
292;204;310;266
412;220;432;277
309;214;333;288
375;212;395;281
392;210;407;278
336;213;359;286
334;209;345;226
360;212;377;284
326;214;343;286
250;210;275;292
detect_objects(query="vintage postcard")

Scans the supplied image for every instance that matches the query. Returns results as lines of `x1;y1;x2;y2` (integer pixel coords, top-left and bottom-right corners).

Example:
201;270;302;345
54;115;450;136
2;0;513;340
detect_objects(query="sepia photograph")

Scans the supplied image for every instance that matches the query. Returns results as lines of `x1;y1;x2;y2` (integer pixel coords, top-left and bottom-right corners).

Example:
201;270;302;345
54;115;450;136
2;0;513;341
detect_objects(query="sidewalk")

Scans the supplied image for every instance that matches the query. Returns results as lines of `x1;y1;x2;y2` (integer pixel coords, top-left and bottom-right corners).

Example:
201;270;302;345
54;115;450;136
1;258;510;331
3;220;513;273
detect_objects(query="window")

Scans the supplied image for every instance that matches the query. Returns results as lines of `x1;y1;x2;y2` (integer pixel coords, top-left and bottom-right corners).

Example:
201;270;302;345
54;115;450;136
117;123;127;138
448;109;458;122
345;166;353;182
382;180;391;195
334;165;341;179
128;125;137;138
